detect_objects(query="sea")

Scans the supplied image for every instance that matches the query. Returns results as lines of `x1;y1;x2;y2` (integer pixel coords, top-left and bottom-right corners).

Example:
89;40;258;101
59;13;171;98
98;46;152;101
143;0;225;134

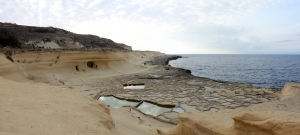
169;54;300;88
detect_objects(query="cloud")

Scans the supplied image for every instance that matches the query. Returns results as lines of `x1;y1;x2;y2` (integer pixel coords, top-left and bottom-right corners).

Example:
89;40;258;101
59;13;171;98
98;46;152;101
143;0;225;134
88;0;103;9
274;40;296;43
0;0;299;54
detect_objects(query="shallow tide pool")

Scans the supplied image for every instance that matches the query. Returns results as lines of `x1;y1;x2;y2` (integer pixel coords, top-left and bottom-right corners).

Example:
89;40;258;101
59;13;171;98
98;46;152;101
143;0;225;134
98;96;140;108
137;101;172;116
123;85;145;89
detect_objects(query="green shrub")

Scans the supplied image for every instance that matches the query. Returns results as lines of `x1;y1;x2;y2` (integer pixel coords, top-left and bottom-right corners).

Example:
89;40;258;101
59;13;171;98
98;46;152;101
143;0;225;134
0;29;21;48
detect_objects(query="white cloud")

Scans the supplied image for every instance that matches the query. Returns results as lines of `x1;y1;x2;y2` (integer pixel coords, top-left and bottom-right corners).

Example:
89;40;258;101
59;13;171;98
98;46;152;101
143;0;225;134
0;0;299;54
88;0;103;9
93;10;104;16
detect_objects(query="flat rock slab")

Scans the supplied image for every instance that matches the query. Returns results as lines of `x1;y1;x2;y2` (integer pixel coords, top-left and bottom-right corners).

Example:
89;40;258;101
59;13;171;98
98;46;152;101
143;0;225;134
73;85;92;91
205;87;222;91
196;106;209;111
225;99;234;102
161;102;173;105
163;112;178;119
257;98;269;102
236;96;246;99
157;115;170;122
178;91;188;94
181;104;199;112
186;81;203;86
207;107;220;112
174;97;191;102
222;102;232;106
207;98;220;101
181;88;197;91
211;93;221;97
224;90;235;96
170;118;180;124
117;94;134;98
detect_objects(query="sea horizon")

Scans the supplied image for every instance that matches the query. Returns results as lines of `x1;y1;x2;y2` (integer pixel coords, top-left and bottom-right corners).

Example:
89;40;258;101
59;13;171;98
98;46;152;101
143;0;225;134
169;54;300;88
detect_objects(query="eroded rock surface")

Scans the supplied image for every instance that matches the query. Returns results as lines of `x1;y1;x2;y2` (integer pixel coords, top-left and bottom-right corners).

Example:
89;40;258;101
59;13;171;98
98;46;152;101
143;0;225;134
159;83;300;135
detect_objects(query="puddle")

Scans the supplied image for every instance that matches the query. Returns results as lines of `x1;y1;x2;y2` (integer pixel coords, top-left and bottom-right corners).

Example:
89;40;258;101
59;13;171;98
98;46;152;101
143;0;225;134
149;74;162;78
98;96;140;108
172;107;185;113
123;84;145;89
137;101;173;116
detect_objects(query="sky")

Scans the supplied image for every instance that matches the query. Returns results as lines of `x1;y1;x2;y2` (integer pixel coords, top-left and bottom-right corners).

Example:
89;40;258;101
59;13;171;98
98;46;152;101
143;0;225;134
0;0;300;54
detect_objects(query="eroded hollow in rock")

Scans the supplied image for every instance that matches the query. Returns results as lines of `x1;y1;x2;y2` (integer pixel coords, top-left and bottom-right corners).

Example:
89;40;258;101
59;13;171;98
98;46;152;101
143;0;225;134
87;61;96;69
75;66;79;71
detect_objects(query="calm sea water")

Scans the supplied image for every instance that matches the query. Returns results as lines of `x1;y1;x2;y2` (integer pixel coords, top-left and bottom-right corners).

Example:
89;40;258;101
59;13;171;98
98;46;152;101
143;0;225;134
169;54;300;88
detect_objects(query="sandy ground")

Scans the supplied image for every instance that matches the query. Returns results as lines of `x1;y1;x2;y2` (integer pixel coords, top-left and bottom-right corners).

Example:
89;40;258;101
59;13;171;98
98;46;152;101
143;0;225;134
0;76;115;135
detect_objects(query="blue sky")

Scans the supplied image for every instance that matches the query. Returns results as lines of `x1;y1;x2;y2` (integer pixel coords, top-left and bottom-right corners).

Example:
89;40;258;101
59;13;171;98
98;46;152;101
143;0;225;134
0;0;299;54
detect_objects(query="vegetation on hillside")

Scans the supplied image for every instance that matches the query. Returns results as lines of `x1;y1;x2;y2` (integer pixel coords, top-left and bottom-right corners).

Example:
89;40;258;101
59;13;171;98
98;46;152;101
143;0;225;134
0;28;21;48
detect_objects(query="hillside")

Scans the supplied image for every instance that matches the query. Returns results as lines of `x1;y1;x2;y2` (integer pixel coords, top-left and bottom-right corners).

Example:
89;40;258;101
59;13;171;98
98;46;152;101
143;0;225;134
0;22;131;50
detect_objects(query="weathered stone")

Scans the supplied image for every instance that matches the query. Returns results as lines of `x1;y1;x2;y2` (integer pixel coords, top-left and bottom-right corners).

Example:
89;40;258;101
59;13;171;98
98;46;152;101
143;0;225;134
224;90;235;97
208;107;219;112
236;96;245;99
211;93;220;97
188;101;198;106
174;97;191;102
181;104;199;112
163;112;178;119
222;102;231;106
186;81;203;86
257;98;269;102
157;115;170;121
196;106;210;111
170;118;180;124
225;99;234;102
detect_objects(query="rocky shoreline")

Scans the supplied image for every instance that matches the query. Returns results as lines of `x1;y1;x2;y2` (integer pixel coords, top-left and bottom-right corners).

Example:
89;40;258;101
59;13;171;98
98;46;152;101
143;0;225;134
1;50;299;135
86;55;281;124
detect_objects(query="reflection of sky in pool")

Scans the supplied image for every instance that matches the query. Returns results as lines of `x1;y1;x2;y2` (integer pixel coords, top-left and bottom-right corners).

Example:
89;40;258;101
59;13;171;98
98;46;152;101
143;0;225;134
172;107;185;113
98;96;139;108
124;85;145;89
137;102;171;116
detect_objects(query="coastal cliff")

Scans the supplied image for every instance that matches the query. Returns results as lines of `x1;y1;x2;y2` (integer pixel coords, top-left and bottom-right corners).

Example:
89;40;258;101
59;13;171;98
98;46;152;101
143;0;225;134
0;22;131;50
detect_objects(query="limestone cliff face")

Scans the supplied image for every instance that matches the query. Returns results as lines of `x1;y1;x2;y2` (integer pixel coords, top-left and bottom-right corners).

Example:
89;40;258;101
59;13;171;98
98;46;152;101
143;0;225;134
0;50;163;82
0;22;132;50
159;82;300;135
